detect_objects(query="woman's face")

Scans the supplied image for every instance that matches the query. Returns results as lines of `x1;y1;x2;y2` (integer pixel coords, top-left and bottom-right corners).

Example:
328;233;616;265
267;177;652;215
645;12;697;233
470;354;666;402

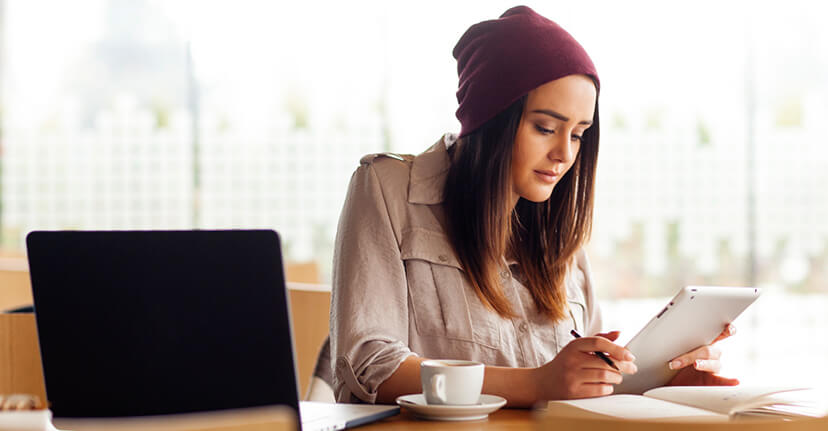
511;74;597;205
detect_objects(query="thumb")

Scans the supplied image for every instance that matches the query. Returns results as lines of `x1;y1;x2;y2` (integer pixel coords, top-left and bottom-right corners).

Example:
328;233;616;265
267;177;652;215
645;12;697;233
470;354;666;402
596;330;621;342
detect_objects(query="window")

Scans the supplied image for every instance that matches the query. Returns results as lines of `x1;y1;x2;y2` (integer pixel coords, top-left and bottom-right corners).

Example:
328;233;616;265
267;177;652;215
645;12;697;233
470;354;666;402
2;0;826;388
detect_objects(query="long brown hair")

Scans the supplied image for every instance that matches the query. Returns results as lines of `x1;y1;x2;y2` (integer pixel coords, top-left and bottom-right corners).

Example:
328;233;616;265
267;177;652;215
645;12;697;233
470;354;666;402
443;94;600;321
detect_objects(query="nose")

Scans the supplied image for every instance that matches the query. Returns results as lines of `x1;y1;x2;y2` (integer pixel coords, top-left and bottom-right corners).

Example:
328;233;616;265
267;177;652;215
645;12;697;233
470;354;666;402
548;133;576;164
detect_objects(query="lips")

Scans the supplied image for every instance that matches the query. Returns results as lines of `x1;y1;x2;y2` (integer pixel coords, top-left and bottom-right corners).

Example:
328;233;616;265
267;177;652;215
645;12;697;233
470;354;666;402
534;169;563;184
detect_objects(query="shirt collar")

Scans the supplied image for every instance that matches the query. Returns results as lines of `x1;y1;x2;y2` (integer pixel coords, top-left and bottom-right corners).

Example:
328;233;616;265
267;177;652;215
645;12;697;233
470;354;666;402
407;133;456;205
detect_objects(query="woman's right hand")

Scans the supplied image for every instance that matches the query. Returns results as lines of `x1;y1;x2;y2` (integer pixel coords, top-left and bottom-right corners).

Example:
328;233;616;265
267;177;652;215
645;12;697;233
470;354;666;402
532;331;637;400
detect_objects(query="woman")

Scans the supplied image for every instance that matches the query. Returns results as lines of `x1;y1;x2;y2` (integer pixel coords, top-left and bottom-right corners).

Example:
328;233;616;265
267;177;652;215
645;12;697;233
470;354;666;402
328;6;737;407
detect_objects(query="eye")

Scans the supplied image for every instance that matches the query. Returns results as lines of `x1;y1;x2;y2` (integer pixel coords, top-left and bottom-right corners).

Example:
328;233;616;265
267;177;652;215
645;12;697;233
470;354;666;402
571;134;583;142
534;124;554;135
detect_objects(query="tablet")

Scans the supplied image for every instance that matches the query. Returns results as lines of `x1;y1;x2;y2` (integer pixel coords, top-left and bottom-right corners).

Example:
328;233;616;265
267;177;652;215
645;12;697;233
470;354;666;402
614;286;761;395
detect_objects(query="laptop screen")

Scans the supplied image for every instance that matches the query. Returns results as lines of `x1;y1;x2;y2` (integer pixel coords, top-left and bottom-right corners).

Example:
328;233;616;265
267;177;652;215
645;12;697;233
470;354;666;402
27;230;300;418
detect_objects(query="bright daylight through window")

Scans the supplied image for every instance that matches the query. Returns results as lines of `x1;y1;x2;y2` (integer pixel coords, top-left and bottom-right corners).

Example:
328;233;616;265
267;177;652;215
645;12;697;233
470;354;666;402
1;0;827;389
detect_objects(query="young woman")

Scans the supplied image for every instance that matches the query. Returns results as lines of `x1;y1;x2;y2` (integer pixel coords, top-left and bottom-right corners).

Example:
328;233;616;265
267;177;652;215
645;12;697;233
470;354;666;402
328;6;737;407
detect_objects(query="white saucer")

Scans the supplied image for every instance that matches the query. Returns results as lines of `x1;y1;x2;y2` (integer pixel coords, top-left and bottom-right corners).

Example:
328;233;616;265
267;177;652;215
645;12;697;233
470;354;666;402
395;394;507;421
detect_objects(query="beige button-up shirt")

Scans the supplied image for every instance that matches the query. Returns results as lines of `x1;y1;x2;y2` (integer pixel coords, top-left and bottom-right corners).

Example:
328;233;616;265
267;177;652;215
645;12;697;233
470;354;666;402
330;134;602;403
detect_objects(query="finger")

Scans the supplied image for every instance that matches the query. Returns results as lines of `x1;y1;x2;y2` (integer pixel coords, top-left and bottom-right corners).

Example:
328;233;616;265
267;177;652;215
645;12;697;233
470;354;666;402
689;370;740;386
710;375;740;386
668;367;740;386
575;337;635;363
577;383;614;398
587;353;638;375
668;345;721;370
693;359;722;373
596;330;621;342
616;359;638;375
15;398;28;411
578;367;623;385
577;353;637;376
712;324;736;343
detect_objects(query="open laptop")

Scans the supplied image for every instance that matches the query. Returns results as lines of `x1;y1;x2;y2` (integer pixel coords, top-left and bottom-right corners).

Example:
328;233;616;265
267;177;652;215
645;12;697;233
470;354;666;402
26;230;398;431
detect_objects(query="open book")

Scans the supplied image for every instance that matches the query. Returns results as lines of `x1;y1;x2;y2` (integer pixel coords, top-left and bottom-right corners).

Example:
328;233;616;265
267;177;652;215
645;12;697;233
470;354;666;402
544;386;827;422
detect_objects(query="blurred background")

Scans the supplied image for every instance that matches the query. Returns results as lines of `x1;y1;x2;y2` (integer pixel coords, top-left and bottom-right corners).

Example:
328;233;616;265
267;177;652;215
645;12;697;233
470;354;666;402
1;0;826;388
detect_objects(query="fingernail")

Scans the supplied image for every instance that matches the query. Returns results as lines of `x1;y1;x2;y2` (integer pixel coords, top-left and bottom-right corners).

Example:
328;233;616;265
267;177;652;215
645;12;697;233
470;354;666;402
728;325;737;335
695;360;705;369
625;351;636;362
668;360;681;370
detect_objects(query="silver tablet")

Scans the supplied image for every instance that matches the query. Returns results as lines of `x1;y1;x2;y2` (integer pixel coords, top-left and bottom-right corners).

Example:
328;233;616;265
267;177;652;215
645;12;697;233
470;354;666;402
614;286;761;395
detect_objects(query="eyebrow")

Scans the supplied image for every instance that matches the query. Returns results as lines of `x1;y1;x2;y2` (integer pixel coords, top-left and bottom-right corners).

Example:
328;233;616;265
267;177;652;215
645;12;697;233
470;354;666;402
531;109;593;126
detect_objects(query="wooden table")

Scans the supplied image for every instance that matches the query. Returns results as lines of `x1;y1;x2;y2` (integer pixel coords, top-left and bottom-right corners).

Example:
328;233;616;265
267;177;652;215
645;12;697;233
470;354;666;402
357;407;828;431
360;408;534;430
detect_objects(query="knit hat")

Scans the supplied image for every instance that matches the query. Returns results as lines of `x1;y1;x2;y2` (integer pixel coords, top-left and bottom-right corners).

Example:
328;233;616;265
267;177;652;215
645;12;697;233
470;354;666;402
453;6;599;137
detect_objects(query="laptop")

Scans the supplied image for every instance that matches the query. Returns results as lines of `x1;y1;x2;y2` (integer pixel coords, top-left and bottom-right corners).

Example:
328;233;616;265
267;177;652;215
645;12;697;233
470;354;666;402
26;229;398;431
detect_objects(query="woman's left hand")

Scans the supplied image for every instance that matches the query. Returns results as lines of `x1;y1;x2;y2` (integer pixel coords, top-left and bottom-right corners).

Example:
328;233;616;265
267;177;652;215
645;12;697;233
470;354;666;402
666;323;740;386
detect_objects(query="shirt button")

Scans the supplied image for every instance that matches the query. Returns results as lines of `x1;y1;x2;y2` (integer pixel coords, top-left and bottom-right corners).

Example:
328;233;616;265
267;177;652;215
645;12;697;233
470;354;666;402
519;322;529;333
438;255;448;262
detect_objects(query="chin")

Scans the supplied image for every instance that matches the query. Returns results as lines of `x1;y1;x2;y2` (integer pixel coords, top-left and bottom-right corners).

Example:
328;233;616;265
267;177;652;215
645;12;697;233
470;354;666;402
521;188;555;203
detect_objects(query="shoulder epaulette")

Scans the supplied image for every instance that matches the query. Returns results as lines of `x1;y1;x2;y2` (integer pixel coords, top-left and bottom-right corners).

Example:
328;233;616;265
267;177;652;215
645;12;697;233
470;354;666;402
359;152;413;165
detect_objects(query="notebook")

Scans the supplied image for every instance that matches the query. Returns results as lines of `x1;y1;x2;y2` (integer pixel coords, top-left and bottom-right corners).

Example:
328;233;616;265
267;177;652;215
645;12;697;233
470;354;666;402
26;229;398;431
544;386;827;421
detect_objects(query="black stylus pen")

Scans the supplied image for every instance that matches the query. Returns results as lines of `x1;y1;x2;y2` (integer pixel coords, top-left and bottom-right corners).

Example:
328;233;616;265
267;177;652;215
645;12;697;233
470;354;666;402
570;329;620;371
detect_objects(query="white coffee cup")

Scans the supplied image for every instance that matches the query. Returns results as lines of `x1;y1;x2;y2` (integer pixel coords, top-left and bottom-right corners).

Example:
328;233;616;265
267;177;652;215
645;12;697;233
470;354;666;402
420;359;484;405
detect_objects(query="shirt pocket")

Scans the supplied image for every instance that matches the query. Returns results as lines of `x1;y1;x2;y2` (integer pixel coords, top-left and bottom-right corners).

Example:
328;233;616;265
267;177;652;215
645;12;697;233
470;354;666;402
400;228;501;349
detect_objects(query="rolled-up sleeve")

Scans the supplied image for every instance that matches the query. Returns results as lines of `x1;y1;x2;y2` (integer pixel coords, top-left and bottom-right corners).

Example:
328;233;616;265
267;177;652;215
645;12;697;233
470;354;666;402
330;162;416;403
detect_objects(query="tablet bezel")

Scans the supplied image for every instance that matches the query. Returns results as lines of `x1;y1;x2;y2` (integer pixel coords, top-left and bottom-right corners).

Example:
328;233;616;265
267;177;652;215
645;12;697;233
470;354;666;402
614;286;761;395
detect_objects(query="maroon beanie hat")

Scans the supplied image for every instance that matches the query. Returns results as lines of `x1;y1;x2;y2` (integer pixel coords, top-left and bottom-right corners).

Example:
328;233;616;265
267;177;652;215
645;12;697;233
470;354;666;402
453;6;599;137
